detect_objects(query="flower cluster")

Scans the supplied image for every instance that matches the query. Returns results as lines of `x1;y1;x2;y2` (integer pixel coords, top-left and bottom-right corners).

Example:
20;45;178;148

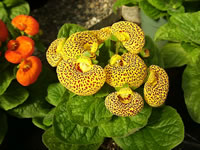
46;21;169;117
1;15;42;86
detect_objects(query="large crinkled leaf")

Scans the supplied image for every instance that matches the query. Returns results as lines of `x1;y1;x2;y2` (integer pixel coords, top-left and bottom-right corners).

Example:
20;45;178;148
53;101;104;145
8;94;52;118
0;82;29;111
42;127;102;150
147;0;182;11
143;36;164;68
114;106;184;150
99;104;151;138
161;43;188;68
139;0;166;20
8;66;57;118
9;2;30;19
155;11;200;45
0;67;15;96
67;95;113;127
182;48;200;123
57;23;86;38
0;110;7;144
46;83;69;106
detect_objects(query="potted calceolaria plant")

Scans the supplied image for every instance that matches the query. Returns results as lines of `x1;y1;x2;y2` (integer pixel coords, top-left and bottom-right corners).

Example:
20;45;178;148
42;20;184;150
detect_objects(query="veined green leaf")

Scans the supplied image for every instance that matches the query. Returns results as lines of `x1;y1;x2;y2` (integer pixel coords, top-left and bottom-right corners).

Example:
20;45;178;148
53;101;104;144
8;1;30;19
155;11;200;45
147;0;182;11
182;48;200;123
114;106;184;150
57;23;86;38
0;82;29;111
67;95;113;127
42;127;102;150
46;82;69;106
139;0;166;20
161;42;188;68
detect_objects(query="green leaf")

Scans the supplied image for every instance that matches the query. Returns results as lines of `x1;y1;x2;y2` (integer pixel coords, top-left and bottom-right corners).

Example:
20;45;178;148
0;66;15;96
53;101;104;144
112;0;139;13
57;23;86;38
43;108;55;127
8;66;57;118
0;82;29;111
143;36;164;67
3;0;25;7
32;117;48;130
8;1;30;19
67;95;113;127
99;104;152;138
139;0;166;20
161;43;188;68
114;106;184;150
46;82;69;106
42;127;102;150
0;110;7;144
167;6;185;16
182;50;200;123
155;11;200;45
147;0;182;11
0;2;9;22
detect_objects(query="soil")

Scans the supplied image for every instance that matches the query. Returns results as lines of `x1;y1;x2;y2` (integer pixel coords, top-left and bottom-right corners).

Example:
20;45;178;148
1;0;200;150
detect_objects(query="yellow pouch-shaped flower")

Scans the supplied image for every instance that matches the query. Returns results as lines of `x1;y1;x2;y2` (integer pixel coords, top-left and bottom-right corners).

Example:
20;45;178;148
111;21;145;54
105;88;144;117
56;56;106;96
104;53;147;88
144;65;169;107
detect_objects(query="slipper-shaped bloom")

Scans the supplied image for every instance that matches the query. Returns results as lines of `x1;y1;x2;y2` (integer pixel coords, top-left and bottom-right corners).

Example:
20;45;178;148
111;21;145;54
5;36;34;64
12;15;39;36
91;26;111;44
0;19;8;42
16;56;42;86
105;87;144;117
56;56;106;96
104;53;147;88
46;38;66;67
144;65;169;107
61;31;98;60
